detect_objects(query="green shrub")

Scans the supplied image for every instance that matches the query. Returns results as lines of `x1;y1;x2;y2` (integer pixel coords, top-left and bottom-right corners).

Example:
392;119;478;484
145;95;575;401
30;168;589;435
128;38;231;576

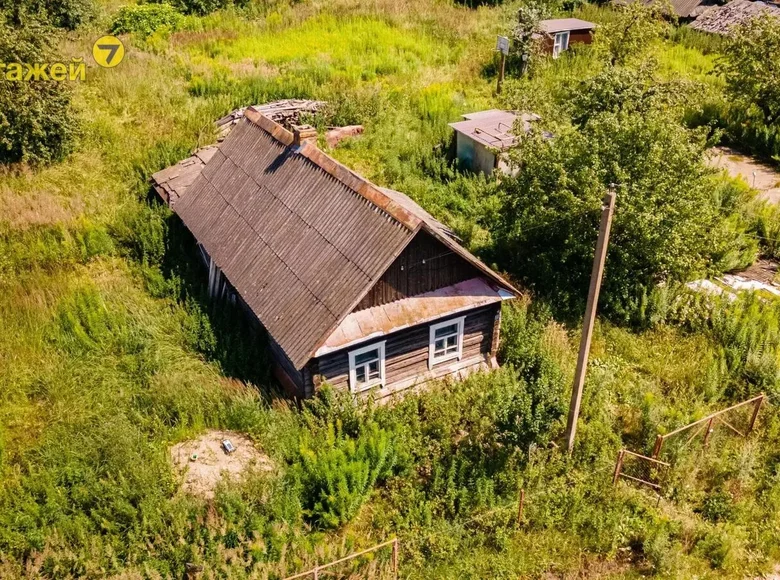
296;421;395;528
699;490;734;523
0;16;77;165
147;0;249;16
1;0;95;30
111;3;182;37
750;202;780;260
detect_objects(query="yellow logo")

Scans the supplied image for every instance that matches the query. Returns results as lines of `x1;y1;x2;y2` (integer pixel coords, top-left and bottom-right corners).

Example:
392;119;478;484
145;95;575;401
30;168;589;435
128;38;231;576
92;36;125;68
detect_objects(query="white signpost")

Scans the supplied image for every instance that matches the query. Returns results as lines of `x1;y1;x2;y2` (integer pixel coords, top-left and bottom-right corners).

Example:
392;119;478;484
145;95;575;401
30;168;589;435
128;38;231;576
496;35;510;55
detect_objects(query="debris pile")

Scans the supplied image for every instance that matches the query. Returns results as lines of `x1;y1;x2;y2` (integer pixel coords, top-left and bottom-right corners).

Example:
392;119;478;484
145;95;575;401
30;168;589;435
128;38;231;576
690;0;780;35
216;99;326;137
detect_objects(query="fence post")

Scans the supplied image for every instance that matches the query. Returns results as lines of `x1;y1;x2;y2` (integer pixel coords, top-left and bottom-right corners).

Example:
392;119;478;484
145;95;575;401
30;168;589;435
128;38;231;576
651;435;664;459
392;539;399;579
702;417;715;447
613;449;626;485
313;565;318;580
517;489;525;526
748;395;764;433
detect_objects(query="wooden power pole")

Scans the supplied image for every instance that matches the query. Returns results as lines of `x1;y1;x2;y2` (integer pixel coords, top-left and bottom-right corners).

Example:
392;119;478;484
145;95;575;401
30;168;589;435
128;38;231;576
564;189;616;453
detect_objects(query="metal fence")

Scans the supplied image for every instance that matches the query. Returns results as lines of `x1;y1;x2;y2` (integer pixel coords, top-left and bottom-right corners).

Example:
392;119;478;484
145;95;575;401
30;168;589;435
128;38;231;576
614;394;766;493
283;538;399;580
613;449;670;491
650;394;765;461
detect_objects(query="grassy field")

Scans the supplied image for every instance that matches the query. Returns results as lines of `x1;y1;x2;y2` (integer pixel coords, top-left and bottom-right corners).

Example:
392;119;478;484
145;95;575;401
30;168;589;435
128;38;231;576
1;0;780;578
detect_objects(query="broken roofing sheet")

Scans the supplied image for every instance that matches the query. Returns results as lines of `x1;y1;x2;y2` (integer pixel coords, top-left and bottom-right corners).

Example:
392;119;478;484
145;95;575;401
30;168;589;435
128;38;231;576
151;100;325;207
690;0;780;35
449;110;542;150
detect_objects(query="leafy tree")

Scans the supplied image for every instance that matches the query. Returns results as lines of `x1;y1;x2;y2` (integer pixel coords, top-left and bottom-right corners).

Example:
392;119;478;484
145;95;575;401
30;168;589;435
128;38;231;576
720;17;780;128
0;0;94;30
568;61;703;126
593;2;669;66
0;15;77;165
510;3;549;61
717;16;780;159
493;102;751;319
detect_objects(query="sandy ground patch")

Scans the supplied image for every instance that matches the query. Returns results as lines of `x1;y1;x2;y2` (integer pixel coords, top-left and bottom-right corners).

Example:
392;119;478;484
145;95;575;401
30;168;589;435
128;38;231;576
170;430;273;499
708;146;780;204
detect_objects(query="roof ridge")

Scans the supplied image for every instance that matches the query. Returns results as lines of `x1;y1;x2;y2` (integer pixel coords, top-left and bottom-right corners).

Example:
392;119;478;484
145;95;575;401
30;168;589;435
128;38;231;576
244;107;422;232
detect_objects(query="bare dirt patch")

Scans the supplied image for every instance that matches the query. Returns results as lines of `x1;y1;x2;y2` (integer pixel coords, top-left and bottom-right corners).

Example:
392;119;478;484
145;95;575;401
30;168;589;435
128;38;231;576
170;430;273;499
708;146;780;204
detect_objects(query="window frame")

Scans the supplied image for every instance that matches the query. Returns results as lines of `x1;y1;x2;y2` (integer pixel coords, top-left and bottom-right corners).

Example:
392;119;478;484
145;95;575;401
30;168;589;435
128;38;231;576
348;341;386;394
428;316;466;369
553;31;570;58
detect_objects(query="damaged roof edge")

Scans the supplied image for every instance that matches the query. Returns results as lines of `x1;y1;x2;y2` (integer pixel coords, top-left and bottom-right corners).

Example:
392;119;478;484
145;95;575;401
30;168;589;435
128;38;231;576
244;106;423;232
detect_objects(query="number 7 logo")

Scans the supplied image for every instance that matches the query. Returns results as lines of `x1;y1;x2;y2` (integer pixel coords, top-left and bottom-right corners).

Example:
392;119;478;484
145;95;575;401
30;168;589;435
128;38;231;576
92;36;125;68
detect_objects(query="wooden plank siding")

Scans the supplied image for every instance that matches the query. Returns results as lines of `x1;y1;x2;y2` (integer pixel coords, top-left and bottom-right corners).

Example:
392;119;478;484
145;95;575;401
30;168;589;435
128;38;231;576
307;304;501;397
354;231;481;311
541;30;593;54
268;336;306;398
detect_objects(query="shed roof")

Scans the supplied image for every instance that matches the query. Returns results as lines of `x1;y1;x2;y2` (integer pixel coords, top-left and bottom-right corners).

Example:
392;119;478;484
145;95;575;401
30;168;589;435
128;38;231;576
157;108;516;368
538;18;596;34
690;0;780;34
449;110;541;150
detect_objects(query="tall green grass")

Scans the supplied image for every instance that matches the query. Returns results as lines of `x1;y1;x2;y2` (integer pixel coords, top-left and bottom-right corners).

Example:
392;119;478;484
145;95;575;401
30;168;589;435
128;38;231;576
1;0;780;577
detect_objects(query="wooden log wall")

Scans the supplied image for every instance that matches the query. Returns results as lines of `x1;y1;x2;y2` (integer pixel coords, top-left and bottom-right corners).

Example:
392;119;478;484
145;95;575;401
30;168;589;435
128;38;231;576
354;231;480;311
310;304;500;394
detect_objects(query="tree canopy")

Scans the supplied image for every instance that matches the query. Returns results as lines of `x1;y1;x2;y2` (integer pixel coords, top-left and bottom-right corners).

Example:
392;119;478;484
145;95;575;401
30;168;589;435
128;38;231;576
494;64;755;320
0;14;77;165
717;16;780;160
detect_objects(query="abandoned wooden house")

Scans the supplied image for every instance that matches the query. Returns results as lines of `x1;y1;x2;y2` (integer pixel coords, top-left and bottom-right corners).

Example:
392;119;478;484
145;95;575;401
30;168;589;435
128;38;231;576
152;105;517;400
537;18;596;57
449;110;540;176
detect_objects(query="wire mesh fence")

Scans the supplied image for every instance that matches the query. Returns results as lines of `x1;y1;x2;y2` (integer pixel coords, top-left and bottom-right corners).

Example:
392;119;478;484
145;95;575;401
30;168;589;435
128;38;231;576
613;449;670;491
614;394;765;494
650;394;764;462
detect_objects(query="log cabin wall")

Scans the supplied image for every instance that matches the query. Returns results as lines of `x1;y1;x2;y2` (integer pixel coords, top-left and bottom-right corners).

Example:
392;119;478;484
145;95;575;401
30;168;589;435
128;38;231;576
268;336;305;398
309;304;500;395
354;231;481;311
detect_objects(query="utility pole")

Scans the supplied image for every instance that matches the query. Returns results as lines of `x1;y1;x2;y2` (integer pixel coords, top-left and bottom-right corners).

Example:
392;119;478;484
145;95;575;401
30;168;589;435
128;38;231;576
564;189;616;453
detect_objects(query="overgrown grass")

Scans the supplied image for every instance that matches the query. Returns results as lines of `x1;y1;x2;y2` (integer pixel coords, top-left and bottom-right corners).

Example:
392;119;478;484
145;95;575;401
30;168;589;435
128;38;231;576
1;0;780;577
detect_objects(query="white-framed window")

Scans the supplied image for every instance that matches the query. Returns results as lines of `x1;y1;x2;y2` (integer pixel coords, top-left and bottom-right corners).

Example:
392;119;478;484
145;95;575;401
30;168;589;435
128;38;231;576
552;31;570;58
429;317;465;369
348;341;386;393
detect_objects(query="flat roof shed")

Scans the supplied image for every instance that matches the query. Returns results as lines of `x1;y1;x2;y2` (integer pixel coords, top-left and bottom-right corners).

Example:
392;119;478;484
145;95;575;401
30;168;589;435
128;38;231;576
448;110;541;151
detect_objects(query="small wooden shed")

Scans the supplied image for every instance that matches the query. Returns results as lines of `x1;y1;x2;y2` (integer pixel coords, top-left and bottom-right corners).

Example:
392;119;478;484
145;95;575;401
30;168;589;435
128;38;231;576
448;110;541;176
537;18;596;57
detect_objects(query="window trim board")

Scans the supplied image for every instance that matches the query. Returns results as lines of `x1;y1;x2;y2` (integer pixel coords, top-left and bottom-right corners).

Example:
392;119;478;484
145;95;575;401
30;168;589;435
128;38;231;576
348;341;386;394
428;316;466;369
